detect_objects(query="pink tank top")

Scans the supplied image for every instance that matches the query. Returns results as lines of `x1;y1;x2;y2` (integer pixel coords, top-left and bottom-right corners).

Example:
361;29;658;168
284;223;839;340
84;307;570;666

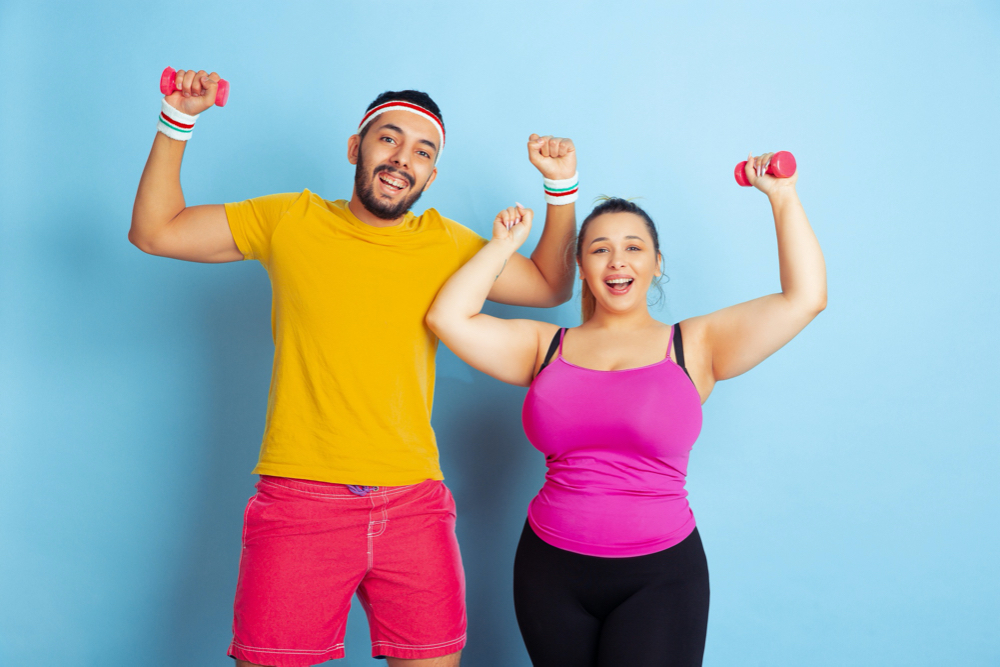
521;325;703;557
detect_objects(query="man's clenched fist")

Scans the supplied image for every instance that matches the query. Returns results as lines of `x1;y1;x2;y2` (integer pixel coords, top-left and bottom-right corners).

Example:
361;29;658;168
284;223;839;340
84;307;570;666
528;134;576;181
165;69;222;116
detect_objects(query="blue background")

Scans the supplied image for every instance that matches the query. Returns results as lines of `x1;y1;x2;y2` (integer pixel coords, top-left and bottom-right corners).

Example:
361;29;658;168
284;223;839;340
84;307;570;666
2;1;998;665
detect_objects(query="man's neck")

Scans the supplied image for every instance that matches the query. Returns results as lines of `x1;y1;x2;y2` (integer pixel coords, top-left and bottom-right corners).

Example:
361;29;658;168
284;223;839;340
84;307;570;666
348;192;407;228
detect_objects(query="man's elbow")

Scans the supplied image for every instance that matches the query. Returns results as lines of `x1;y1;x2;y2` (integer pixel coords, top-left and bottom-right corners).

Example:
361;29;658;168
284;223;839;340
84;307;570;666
128;227;156;255
536;280;574;308
552;281;574;306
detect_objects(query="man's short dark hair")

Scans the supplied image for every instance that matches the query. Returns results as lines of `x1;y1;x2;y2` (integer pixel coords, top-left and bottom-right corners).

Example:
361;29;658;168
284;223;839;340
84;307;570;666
359;90;444;139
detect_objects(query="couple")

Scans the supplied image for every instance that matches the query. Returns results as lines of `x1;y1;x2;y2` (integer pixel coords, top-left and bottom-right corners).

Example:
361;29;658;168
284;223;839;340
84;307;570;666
131;71;826;667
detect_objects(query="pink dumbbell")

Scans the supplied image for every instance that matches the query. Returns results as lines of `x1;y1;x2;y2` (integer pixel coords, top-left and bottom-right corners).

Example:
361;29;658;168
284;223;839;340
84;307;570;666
159;66;230;107
734;151;796;186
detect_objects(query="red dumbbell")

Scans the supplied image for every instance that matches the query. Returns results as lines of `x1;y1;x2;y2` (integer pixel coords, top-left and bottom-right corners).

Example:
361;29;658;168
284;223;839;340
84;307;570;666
734;151;796;187
159;67;230;107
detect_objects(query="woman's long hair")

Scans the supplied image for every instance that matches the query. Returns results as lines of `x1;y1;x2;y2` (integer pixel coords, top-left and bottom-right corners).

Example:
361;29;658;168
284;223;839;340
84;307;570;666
577;198;663;322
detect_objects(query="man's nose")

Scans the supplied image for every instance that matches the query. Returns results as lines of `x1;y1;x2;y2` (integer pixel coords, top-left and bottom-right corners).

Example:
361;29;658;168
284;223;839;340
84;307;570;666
389;146;408;168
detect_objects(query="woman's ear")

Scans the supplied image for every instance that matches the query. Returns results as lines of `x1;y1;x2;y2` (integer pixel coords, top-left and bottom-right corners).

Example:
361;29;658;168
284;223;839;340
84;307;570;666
655;253;663;277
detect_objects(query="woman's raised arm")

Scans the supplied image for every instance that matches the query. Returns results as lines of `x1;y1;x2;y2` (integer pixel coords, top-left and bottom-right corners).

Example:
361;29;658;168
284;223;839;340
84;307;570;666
426;205;554;387
686;152;827;389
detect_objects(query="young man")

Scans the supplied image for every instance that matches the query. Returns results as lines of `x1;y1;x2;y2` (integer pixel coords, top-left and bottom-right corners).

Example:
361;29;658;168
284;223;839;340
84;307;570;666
130;70;578;667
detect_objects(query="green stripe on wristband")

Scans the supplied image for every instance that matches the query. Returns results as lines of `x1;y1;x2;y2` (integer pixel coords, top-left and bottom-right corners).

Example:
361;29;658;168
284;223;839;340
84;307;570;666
159;117;193;133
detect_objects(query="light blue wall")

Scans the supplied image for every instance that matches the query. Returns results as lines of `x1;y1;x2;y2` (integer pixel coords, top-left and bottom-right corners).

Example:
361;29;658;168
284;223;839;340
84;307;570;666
2;1;997;665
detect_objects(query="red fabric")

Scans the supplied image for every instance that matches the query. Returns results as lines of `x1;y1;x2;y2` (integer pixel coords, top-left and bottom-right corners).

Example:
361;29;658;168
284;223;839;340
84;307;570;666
228;476;466;666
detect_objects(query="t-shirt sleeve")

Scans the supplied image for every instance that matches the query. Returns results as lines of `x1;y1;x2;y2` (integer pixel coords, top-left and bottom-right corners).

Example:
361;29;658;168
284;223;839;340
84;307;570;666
442;217;488;264
224;192;301;263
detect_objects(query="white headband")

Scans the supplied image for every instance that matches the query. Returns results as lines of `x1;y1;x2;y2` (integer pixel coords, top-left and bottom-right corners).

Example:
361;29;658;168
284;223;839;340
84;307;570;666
358;100;445;156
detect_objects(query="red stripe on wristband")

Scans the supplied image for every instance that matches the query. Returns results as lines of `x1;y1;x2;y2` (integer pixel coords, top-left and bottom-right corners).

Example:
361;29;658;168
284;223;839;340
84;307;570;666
160;112;195;130
546;187;579;197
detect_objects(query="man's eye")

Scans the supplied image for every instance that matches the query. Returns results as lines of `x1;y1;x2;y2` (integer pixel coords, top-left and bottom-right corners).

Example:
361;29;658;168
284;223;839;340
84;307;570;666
418;151;430;158
382;136;396;144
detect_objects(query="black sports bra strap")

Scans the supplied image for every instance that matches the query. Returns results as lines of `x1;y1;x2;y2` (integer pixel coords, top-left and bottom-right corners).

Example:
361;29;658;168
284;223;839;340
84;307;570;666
673;322;692;380
537;328;565;375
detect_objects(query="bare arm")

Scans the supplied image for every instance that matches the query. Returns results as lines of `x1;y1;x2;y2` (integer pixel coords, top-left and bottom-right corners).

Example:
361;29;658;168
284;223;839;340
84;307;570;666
686;153;827;393
486;135;578;308
427;205;554;387
129;69;242;263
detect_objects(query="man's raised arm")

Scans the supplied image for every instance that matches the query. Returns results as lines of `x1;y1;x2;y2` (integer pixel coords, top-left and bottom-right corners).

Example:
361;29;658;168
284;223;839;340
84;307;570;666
486;134;578;308
130;68;242;263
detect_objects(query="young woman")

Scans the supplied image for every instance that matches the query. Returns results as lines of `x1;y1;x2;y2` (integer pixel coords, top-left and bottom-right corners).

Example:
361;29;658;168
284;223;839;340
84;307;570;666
426;154;827;666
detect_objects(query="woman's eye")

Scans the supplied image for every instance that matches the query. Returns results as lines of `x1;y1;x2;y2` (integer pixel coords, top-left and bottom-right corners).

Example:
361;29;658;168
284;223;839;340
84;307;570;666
628;246;641;251
593;248;608;254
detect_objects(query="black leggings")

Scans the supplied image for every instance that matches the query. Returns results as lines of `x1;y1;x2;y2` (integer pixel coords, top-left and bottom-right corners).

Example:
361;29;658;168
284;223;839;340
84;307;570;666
513;522;710;667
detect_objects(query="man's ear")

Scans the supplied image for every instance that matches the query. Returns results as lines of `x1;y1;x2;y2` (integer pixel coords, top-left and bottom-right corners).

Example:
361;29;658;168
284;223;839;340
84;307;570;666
347;134;361;165
421;167;438;192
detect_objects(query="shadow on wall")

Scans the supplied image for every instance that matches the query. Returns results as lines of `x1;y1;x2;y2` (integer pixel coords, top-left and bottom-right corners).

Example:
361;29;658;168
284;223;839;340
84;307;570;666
158;267;273;664
435;371;543;667
434;302;558;667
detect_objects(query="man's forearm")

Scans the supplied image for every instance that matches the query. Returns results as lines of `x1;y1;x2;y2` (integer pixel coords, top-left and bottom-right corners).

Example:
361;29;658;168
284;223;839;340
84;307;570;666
130;133;188;249
528;202;576;303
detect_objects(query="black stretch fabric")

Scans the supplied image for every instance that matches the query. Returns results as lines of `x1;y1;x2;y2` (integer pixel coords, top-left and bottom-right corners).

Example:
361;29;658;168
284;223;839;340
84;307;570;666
538;323;690;377
514;522;710;667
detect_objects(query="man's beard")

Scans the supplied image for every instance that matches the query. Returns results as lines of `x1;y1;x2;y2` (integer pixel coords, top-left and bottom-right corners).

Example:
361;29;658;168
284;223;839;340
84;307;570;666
354;149;425;220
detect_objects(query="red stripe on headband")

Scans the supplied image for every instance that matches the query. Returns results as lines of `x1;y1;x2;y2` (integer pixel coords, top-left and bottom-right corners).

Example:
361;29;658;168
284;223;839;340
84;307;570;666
358;101;446;142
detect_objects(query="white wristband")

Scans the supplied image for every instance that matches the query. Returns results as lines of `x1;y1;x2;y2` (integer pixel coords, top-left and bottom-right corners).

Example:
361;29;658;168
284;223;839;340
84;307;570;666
156;99;199;141
543;172;579;205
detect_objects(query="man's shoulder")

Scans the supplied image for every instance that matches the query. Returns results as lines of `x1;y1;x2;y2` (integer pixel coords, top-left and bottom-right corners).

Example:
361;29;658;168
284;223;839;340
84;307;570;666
415;207;478;236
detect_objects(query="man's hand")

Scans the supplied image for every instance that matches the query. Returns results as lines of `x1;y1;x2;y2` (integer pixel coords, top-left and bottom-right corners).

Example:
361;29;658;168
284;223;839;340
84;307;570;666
165;69;222;116
527;134;576;180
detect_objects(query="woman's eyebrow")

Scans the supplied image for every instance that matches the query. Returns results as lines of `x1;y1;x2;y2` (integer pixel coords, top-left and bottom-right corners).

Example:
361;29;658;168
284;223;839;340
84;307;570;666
589;235;646;246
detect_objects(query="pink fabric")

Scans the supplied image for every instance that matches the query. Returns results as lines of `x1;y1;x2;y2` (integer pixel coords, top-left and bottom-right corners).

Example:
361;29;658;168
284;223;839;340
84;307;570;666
229;476;466;666
522;326;703;558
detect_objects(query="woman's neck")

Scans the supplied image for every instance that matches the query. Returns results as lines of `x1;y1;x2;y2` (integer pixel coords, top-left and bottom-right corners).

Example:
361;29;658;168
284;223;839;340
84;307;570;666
583;304;659;331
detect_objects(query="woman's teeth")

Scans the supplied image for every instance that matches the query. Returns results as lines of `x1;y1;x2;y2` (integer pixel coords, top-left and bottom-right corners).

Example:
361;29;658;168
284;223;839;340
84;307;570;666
605;278;634;292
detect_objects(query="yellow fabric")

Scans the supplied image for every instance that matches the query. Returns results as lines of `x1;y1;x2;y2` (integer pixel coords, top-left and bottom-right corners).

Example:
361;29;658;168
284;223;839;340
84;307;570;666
225;190;486;485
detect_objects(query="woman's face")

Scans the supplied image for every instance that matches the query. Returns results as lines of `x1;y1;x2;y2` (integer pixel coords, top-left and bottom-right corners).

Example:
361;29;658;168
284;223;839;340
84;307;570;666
578;212;662;316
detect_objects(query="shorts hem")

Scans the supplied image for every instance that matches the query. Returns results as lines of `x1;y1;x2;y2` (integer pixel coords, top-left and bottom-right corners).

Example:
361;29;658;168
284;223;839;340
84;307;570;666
228;640;345;666
371;634;466;660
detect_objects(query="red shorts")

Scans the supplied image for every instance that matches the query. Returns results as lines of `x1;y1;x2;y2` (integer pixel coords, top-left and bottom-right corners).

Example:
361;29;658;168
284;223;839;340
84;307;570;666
228;476;466;666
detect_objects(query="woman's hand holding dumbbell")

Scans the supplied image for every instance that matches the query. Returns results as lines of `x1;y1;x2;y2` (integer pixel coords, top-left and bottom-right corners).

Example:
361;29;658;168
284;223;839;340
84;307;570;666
735;151;798;194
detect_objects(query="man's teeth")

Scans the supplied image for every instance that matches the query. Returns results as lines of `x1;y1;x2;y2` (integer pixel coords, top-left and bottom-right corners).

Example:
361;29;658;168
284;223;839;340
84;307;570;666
379;174;407;189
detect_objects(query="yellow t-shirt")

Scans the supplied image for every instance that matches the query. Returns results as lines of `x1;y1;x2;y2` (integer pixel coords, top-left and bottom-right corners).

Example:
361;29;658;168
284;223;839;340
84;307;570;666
225;190;486;485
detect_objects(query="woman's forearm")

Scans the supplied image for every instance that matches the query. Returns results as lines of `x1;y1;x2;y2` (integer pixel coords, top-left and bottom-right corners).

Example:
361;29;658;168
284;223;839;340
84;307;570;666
770;190;827;312
427;239;519;333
